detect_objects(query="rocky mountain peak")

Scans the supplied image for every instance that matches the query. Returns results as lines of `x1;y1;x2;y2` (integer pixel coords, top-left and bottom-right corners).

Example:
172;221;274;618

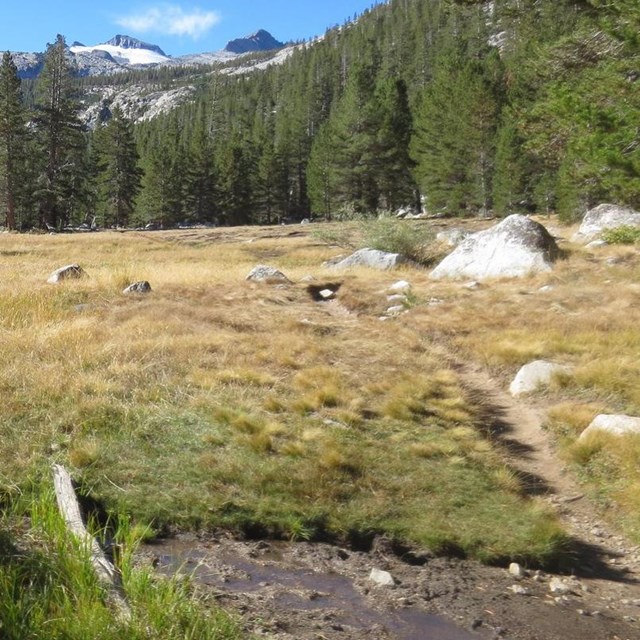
224;29;284;55
106;35;167;57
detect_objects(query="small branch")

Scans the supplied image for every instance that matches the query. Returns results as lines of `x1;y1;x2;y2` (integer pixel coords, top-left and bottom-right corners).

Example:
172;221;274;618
52;464;132;623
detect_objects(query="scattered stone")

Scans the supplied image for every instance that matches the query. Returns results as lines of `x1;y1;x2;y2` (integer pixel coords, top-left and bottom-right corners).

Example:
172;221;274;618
580;414;640;440
329;248;408;271
509;360;573;397
463;280;481;290
386;305;405;316
586;239;608;249
299;275;316;282
572;203;640;243
369;568;395;587
47;263;86;284
539;285;555;293
549;578;572;595
389;280;411;292
509;585;531;596
245;265;291;283
508;562;526;580
318;289;335;300
300;218;310;225
430;215;559;281
436;228;473;247
122;280;152;295
387;294;407;303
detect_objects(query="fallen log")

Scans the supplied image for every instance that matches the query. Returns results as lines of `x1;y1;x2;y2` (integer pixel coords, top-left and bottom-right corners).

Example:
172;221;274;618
52;464;132;622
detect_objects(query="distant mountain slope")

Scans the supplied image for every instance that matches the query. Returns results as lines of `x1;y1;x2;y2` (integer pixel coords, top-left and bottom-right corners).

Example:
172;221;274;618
12;29;287;78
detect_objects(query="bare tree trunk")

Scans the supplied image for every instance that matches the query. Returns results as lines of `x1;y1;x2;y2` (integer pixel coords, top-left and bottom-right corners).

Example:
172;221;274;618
52;464;132;623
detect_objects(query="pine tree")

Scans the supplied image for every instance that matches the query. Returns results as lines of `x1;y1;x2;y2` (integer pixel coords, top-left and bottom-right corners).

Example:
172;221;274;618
0;52;26;230
34;34;88;229
328;60;382;214
92;106;143;227
307;120;337;218
374;77;418;211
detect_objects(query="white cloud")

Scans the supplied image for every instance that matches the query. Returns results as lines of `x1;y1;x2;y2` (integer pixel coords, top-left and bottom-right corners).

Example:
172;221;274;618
116;4;221;39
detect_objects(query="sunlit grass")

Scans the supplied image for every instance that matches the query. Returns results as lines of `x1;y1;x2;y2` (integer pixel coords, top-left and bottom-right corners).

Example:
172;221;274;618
0;227;574;568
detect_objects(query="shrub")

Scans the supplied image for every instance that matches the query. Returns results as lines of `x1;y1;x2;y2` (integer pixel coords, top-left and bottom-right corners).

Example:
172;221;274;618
359;217;437;265
601;225;640;245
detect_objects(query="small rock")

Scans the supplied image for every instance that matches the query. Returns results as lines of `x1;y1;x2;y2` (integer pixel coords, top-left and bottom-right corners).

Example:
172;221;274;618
369;568;395;587
389;280;411;292
509;360;573;397
549;578;572;595
539;285;555;293
387;294;407;303
246;265;291;283
318;289;335;300
508;562;526;580
586;240;608;249
123;280;152;295
329;248;408;271
47;263;86;284
436;228;472;247
510;584;530;595
463;280;481;290
386;305;405;316
572;203;640;243
580;414;640;440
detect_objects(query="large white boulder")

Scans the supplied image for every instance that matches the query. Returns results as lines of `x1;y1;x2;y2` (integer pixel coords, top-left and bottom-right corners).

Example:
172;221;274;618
509;360;572;397
579;414;640;440
330;248;408;270
571;203;640;243
430;215;558;281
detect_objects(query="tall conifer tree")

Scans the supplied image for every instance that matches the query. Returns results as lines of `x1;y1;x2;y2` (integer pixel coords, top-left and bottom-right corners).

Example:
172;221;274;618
34;34;87;229
92;106;143;227
0;52;26;230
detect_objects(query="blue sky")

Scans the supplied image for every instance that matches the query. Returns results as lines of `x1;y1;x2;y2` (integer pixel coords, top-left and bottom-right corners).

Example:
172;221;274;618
1;1;381;56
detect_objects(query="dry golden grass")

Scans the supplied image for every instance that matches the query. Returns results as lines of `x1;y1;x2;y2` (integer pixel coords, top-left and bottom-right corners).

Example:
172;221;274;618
0;226;573;563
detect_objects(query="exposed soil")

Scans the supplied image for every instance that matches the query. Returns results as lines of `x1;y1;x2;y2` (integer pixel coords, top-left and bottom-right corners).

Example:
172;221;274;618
138;233;640;639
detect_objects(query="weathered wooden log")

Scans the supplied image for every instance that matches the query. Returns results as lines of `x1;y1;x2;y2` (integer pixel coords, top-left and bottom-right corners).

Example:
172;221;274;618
52;464;132;622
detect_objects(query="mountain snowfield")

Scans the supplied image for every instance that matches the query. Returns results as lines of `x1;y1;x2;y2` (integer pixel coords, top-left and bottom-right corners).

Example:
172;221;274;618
70;41;170;67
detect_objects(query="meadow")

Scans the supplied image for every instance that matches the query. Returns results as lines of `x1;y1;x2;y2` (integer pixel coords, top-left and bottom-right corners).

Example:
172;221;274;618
1;219;639;636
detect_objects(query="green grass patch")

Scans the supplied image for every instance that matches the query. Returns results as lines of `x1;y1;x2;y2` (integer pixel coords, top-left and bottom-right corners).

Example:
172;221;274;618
0;489;243;640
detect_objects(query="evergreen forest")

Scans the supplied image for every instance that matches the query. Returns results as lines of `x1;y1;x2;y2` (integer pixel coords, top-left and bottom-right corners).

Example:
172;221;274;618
0;0;638;231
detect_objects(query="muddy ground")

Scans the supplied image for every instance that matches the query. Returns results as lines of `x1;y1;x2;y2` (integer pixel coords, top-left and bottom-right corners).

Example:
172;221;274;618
141;529;640;640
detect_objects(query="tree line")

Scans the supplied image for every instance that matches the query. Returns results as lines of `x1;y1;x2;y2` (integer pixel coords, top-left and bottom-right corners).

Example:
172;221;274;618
0;0;638;231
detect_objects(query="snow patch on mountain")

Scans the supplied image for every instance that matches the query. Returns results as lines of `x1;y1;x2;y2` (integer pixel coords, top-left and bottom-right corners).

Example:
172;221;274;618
70;42;170;66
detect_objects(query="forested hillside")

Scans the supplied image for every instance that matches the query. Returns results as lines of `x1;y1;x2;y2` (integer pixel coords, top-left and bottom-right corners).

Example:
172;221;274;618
0;0;638;230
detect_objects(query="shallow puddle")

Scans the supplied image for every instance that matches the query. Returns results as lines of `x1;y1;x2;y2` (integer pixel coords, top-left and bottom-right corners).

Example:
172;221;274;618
147;539;477;640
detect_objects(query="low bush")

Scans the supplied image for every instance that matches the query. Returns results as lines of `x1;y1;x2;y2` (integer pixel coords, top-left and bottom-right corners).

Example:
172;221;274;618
601;225;640;244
